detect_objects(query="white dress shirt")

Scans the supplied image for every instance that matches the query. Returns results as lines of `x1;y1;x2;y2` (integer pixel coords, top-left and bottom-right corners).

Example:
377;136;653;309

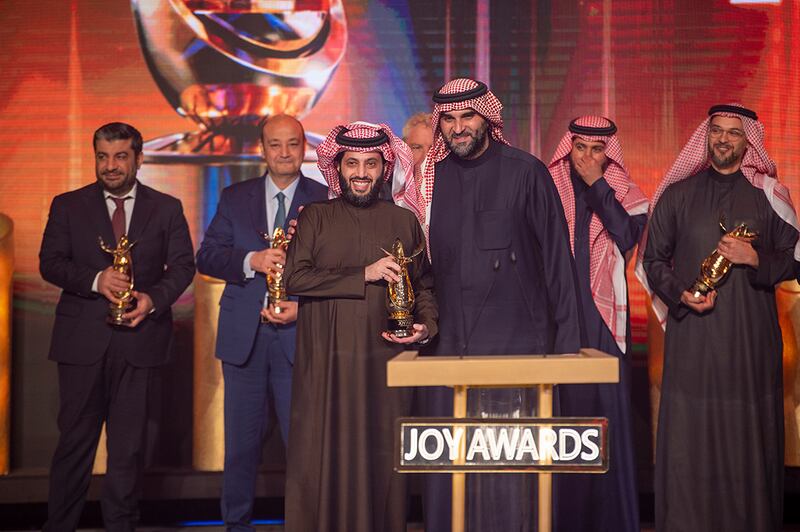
243;174;300;279
92;182;138;292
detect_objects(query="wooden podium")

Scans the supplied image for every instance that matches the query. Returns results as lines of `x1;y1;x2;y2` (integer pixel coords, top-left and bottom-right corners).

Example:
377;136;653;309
387;349;619;532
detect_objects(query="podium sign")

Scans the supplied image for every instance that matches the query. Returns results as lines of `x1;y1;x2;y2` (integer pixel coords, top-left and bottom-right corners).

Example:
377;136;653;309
387;349;619;532
397;418;607;472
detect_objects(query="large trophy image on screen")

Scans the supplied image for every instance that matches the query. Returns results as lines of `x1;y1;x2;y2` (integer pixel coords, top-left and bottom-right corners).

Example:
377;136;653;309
131;0;347;164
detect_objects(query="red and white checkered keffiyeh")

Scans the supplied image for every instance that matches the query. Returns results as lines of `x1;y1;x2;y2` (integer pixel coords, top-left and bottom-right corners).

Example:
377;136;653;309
634;104;800;327
418;78;510;226
549;116;649;352
316;121;425;227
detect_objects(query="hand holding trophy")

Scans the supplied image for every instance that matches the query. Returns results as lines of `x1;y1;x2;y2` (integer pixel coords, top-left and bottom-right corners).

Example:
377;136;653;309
382;239;424;339
260;227;290;321
689;219;758;298
98;234;137;325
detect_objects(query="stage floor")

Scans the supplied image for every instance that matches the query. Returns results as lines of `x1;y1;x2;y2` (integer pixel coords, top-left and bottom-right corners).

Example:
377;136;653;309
4;524;800;532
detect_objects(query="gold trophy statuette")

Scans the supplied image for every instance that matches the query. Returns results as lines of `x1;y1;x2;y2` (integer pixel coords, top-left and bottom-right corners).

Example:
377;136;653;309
383;239;424;338
98;235;137;325
689;221;758;298
261;227;290;320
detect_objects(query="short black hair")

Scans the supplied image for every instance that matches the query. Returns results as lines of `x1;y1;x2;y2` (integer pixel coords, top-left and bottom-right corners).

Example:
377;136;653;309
93;122;143;156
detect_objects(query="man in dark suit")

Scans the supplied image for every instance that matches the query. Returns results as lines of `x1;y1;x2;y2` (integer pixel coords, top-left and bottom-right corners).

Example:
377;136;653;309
39;122;195;531
196;114;328;531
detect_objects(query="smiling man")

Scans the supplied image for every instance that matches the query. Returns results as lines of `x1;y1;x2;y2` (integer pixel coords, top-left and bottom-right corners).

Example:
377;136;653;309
641;104;800;532
195;114;328;531
419;78;580;532
282;122;436;532
39;122;195;531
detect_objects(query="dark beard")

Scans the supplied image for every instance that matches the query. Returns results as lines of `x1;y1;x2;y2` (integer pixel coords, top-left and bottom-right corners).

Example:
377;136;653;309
708;143;742;169
445;120;489;159
339;175;381;208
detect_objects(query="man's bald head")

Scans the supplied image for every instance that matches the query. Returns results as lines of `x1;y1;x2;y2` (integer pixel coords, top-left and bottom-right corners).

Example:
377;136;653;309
260;114;306;183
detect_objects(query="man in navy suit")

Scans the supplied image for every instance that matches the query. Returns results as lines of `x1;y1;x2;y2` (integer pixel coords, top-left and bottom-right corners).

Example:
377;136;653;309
196;114;328;531
39;122;195;531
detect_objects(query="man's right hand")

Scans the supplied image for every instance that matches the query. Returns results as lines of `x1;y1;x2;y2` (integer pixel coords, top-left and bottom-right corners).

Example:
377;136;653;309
250;248;286;274
365;256;402;283
680;290;717;313
97;266;129;304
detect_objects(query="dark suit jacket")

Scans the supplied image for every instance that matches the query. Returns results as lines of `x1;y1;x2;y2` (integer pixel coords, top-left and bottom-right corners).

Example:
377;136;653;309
196;174;328;365
39;181;196;367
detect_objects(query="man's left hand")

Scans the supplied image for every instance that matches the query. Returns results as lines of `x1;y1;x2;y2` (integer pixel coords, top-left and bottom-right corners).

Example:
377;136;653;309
260;301;298;325
717;235;759;268
121;291;154;327
573;156;604;186
286;205;304;241
382;323;429;344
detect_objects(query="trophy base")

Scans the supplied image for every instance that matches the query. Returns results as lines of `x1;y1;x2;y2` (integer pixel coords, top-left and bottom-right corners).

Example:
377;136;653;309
388;316;414;338
260;303;285;324
107;309;132;327
690;281;713;299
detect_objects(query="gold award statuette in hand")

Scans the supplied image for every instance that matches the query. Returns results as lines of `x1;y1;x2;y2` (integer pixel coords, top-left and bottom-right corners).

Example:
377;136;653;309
98;234;136;326
260;227;290;320
382;239;424;338
689;221;758;298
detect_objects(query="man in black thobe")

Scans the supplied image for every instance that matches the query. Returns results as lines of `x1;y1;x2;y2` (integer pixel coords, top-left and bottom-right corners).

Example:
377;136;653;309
419;78;580;532
641;104;800;532
548;116;648;532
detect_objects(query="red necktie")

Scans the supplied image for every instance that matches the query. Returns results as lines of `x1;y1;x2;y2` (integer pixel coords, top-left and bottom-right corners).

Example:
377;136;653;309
111;196;130;242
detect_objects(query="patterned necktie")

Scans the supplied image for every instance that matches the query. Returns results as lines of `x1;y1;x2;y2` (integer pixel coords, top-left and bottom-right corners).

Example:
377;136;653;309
273;191;287;232
110;196;130;242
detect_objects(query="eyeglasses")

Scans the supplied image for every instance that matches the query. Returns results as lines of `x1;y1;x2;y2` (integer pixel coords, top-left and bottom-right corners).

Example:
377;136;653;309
709;126;745;141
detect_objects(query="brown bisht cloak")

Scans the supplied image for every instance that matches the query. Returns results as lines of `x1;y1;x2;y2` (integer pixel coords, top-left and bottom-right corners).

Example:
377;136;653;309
283;198;437;532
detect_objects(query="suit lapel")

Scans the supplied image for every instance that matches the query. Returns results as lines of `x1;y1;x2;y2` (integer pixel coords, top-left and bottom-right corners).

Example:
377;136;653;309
85;181;116;248
286;174;310;229
127;181;155;244
249;175;269;242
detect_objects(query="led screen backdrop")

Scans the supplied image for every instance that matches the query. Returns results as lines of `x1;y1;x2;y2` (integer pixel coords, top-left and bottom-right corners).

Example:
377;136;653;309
0;0;797;316
0;0;798;470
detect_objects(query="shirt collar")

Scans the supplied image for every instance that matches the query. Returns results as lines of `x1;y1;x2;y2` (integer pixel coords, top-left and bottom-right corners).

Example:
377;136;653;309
105;181;138;200
266;173;300;203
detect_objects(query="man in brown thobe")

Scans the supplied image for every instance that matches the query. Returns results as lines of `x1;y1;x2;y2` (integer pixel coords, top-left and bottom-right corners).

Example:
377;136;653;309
283;122;436;532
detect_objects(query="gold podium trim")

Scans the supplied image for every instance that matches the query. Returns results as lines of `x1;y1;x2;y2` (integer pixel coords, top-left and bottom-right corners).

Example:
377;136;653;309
387;348;619;532
387;348;619;386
